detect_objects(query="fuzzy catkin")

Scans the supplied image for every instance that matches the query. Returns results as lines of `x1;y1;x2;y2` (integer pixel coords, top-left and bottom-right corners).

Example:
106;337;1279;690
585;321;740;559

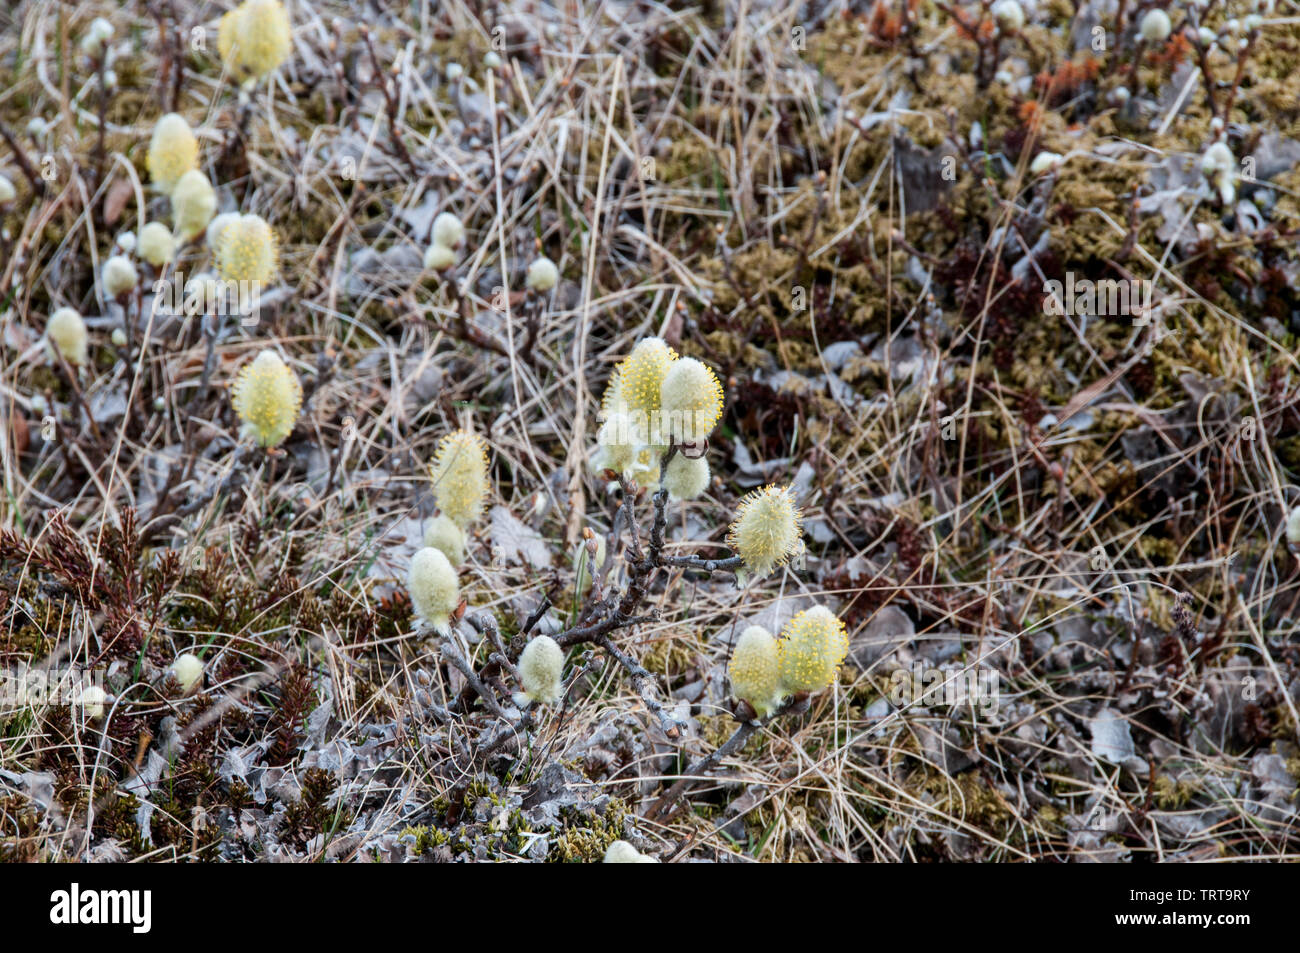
102;255;139;298
727;484;804;577
728;625;783;718
230;350;302;447
525;256;558;292
603;337;677;443
424;243;456;271
776;606;849;694
992;0;1024;31
147;113;198;192
171;169;217;241
662;453;710;501
206;211;240;250
1029;151;1063;175
215;214;279;286
432;212;465;248
47;308;88;366
170;653;204;693
658;356;724;445
408;547;460;634
518;635;565;705
219;0;292;81
424;514;468;567
138;222;175;267
1139;8;1171;41
603;840;658;863
429;430;490;529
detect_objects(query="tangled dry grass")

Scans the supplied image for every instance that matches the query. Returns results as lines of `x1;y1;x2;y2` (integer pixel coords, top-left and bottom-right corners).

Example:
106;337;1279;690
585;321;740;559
2;0;1300;863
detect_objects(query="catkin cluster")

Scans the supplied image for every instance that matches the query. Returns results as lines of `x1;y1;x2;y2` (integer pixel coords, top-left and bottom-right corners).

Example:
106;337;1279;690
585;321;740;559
405;428;492;638
424;212;465;272
727;606;848;718
593;337;724;497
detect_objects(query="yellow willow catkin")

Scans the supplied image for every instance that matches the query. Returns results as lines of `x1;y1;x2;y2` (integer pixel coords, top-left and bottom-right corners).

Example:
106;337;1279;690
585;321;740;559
137;222;175;267
230;349;302;447
215;213;279;286
171;169;217;241
727;484;803;577
102;255;138;298
206;211;240;250
776;606;849;694
525;256;558;292
602;337;677;444
429;429;490;529
728;625;783;718
146;113;198;192
658;356;723;445
218;0;292;82
432;212;465;248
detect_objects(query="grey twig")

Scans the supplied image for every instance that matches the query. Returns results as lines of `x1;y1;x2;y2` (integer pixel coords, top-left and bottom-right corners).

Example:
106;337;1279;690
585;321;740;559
645;696;809;821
